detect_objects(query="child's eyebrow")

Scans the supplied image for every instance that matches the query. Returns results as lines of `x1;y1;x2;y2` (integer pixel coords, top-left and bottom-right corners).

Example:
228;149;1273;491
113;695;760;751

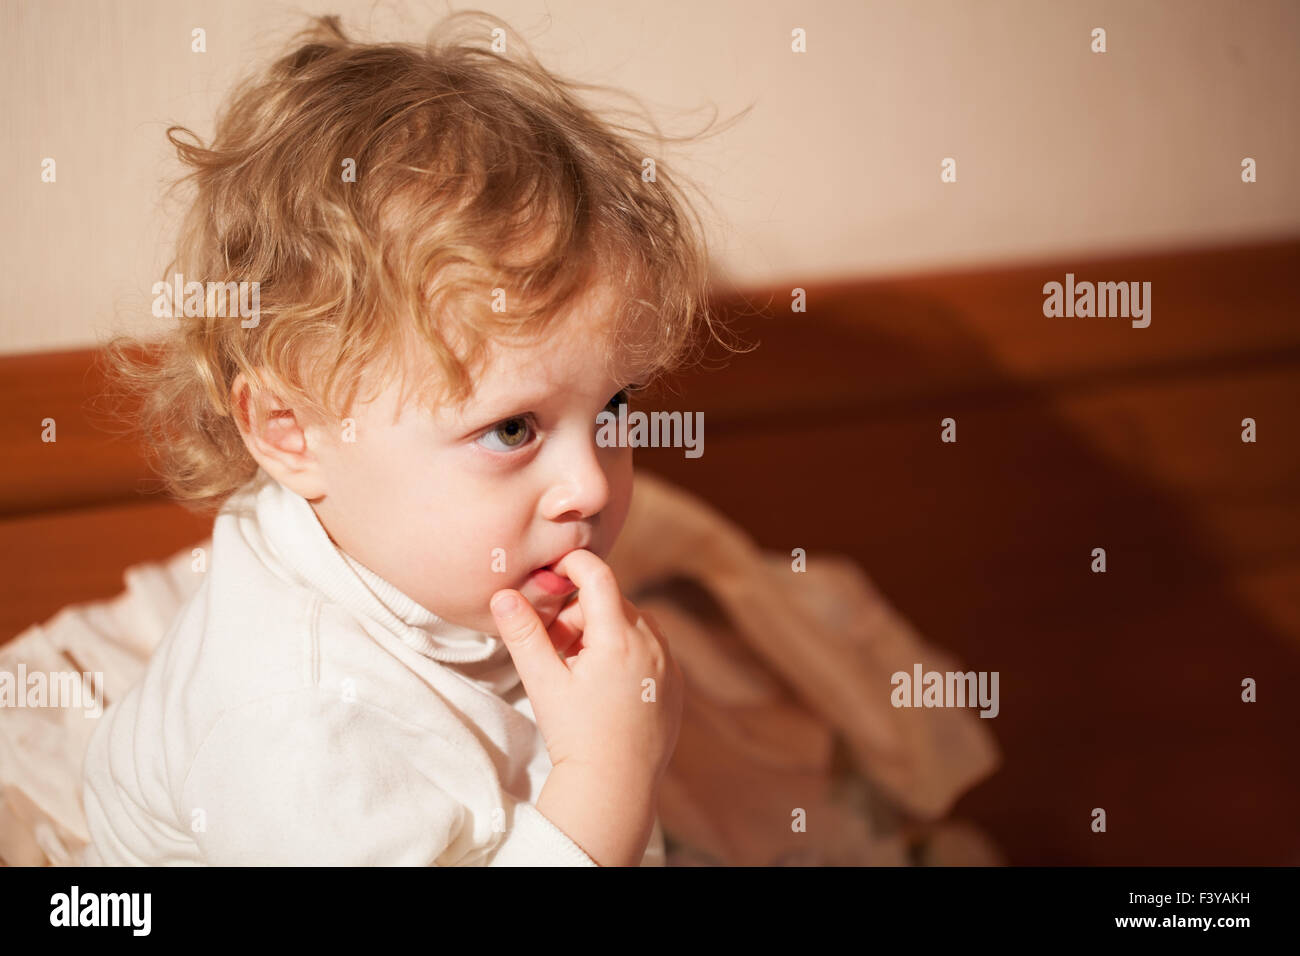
460;390;554;429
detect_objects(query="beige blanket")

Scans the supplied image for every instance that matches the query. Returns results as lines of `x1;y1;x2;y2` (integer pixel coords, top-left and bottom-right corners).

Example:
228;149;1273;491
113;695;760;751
0;471;1001;866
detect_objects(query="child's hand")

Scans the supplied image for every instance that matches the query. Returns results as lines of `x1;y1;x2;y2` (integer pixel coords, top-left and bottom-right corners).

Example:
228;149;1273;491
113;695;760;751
490;549;683;786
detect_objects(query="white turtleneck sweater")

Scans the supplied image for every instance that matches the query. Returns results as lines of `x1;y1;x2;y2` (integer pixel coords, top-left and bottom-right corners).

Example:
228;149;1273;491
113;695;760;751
80;469;666;866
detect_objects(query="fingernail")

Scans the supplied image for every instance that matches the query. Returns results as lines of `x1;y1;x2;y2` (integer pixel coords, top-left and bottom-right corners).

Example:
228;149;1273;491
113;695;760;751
491;592;519;616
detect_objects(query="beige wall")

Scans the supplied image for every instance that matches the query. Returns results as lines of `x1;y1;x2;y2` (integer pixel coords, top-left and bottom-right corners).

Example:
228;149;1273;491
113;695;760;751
2;0;1297;354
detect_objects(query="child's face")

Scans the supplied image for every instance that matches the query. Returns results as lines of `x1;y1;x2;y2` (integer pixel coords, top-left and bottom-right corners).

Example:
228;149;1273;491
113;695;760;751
303;284;644;635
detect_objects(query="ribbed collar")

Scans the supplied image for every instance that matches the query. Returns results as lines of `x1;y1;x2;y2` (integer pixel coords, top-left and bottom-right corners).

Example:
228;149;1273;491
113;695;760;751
233;469;503;664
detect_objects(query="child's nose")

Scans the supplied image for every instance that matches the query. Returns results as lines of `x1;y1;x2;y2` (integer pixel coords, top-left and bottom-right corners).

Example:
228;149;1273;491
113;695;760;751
540;446;611;520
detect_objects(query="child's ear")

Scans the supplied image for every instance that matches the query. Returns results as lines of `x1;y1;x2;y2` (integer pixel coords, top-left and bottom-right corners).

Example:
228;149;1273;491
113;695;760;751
230;372;328;499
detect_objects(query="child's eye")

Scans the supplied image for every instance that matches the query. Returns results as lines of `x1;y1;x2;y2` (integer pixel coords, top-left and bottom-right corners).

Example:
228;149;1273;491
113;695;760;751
477;387;640;454
606;384;642;410
476;415;535;453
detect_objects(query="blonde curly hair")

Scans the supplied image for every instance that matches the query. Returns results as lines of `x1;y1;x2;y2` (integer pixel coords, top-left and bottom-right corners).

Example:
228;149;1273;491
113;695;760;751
101;10;743;514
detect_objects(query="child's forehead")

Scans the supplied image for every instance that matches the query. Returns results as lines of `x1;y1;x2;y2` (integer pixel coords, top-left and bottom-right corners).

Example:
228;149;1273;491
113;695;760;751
468;318;646;400
390;273;660;421
401;313;650;426
472;279;654;381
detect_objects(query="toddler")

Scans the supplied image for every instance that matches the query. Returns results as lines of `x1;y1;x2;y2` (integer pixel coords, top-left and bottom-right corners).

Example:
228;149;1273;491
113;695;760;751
83;10;732;866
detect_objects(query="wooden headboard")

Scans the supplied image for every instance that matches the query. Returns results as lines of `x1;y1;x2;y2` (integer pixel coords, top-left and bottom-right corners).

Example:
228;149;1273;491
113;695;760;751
3;237;1298;865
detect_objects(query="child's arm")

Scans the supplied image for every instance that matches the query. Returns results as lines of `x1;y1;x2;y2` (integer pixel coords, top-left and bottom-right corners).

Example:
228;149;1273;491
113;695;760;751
162;685;592;866
491;549;684;867
175;689;480;865
534;760;660;868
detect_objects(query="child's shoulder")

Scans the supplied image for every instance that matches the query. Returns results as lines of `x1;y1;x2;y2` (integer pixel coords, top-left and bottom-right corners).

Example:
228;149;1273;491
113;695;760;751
145;559;319;718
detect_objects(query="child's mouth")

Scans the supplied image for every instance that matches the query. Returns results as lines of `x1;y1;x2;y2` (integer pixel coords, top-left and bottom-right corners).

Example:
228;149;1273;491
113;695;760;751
527;564;576;596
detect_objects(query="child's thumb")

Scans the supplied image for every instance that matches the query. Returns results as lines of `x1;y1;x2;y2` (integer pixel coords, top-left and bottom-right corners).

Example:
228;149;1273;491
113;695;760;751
490;590;565;691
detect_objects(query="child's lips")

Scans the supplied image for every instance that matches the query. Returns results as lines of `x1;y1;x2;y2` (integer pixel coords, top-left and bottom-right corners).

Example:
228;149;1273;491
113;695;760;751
530;544;589;585
527;564;576;596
